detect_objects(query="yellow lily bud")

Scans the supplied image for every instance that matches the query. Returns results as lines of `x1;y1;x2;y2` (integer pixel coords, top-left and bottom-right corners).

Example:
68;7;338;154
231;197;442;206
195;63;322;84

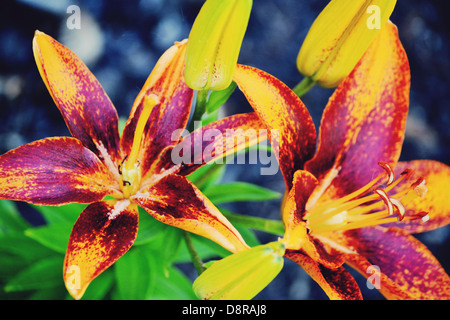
185;0;252;91
193;241;285;300
296;0;397;88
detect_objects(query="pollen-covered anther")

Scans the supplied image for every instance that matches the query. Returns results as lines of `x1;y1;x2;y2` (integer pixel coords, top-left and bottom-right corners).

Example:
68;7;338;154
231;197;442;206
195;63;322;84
378;161;395;185
400;168;414;179
409;211;430;223
420;212;430;223
389;197;406;221
374;188;394;216
412;178;427;198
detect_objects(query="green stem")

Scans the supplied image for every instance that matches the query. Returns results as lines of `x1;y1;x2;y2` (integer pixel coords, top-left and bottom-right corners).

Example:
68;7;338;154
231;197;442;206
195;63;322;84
183;231;206;275
221;208;285;236
292;76;316;97
189;89;209;131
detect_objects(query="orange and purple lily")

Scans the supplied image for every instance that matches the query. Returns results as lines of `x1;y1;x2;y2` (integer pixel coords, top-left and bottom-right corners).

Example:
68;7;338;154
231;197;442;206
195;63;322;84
0;31;267;299
233;22;450;299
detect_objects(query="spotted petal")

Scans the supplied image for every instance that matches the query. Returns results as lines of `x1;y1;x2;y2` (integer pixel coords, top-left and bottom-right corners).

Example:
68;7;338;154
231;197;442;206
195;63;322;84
170;112;266;177
121;40;193;177
233;64;317;190
132;174;248;253
0;137;119;206
63;200;139;300
285;251;362;300
33;31;122;164
386;160;450;233
305;22;410;198
341;226;450;300
282;170;345;270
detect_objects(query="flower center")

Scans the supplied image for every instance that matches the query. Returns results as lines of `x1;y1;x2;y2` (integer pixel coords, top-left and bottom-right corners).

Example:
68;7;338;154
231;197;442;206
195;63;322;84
304;162;429;235
120;94;159;198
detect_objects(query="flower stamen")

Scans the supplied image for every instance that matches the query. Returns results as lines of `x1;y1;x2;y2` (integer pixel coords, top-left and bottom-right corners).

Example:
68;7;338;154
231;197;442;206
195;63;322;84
378;161;395;185
306;162;429;235
374;188;394;216
121;94;160;198
389;197;405;221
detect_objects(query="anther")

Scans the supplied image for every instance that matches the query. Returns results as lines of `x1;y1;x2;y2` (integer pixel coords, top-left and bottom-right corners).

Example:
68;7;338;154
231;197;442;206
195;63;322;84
421;213;430;223
374;188;394;216
412;178;427;198
378;161;395;185
118;155;128;175
400;168;414;179
410;211;430;223
389;198;405;221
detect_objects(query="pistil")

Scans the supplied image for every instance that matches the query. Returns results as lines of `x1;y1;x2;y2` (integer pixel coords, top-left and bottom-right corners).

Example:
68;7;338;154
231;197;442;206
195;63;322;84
121;94;159;198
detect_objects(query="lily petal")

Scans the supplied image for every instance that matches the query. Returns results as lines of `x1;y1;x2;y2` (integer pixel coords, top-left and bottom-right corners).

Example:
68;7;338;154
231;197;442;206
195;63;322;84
33;31;122;164
285;250;362;300
170;112;266;177
387;160;450;233
233;64;317;190
305;22;410;198
63;200;139;300
282;170;318;251
131;174;248;253
341;226;450;300
283;170;346;269
121;40;193;177
0;137;119;206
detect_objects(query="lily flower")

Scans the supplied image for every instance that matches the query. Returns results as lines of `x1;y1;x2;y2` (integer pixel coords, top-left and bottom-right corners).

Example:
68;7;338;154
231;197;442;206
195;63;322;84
0;31;266;300
295;0;396;90
233;22;450;299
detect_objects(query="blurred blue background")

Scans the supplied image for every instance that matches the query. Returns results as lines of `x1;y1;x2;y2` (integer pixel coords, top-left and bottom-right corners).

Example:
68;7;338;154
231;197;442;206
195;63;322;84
0;0;449;300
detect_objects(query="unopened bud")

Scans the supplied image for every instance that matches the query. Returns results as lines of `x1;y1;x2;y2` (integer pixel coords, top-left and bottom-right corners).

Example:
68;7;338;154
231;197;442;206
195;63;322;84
193;241;285;300
185;0;252;91
296;0;396;88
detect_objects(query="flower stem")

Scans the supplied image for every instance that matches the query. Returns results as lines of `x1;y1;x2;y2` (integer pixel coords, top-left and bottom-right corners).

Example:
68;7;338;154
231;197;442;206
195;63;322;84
292;76;316;97
221;208;285;236
189;89;209;131
183;231;206;275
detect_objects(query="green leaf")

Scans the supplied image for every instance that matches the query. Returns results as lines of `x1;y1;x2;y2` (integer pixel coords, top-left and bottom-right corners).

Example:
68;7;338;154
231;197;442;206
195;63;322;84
118;116;127;137
148;266;197;300
28;286;67;300
174;233;231;263
24;223;72;254
221;208;285;236
81;269;115;300
206;81;237;114
160;227;183;269
0;232;55;262
174;226;260;266
204;182;281;204
236;225;260;247
0;253;32;281
200;109;220;126
187;162;225;190
0;200;30;234
134;209;167;246
4;256;63;292
114;245;156;300
32;202;85;225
